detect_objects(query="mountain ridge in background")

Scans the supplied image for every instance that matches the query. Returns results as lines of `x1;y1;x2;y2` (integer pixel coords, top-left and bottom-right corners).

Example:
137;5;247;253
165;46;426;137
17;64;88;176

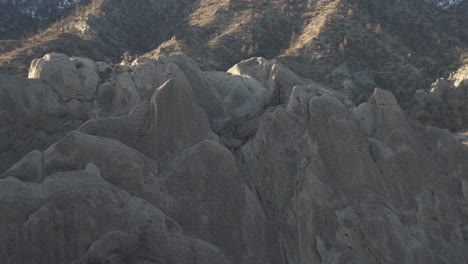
2;0;468;131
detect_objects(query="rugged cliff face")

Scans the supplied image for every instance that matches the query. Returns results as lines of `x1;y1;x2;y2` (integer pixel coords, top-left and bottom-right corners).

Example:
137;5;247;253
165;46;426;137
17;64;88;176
0;53;467;263
1;0;468;262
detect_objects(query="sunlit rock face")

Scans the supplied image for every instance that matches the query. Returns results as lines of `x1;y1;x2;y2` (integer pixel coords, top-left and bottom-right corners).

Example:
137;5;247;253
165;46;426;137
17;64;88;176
0;53;467;264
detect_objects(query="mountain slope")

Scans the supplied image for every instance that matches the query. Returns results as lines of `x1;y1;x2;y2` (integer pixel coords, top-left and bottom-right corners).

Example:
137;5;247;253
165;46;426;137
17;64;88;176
1;0;468;132
0;0;84;39
425;0;465;8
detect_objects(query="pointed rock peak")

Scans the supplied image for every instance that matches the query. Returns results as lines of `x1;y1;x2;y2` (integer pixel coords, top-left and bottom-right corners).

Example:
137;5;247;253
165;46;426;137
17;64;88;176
151;78;213;159
163;63;194;88
370;88;398;106
152;78;195;103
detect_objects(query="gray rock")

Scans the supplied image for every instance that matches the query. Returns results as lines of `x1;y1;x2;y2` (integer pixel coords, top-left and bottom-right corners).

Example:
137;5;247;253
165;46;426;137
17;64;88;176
71;57;101;101
156;140;281;264
204;71;270;118
0;74;87;174
0;170;231;264
2;54;468;264
151;78;214;159
371;87;399;106
242;85;468;263
227;57;310;104
95;71;141;116
28;53;86;101
157;55;226;119
220;137;243;149
96;61;113;75
5;96;280;264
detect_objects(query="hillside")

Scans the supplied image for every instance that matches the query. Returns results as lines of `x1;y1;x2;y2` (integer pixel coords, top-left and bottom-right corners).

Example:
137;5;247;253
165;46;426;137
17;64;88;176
0;0;85;39
1;0;468;133
425;0;465;8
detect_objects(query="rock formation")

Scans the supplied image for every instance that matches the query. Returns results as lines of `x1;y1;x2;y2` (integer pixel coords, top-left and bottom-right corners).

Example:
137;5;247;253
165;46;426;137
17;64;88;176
411;65;468;132
0;53;467;263
242;86;468;263
3;0;468;134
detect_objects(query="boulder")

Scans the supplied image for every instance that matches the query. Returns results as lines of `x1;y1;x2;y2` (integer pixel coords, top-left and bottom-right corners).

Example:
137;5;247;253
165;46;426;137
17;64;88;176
28;53;86;101
71;57;100;101
151;78;214;159
204;71;270;118
0;74;87;174
95;71;141;116
228;57;311;104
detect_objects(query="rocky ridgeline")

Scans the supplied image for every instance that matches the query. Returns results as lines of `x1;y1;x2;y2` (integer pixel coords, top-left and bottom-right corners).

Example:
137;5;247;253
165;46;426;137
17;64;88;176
0;53;467;263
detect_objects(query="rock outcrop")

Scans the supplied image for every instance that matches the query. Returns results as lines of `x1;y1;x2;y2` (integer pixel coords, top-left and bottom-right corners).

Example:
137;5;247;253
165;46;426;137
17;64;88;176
0;168;232;264
411;66;468;132
241;86;468;263
1;53;467;264
0;73;88;174
3;0;468;136
28;53;97;102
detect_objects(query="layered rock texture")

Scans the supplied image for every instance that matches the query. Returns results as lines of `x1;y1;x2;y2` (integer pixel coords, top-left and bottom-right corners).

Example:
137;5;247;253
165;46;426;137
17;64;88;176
0;53;467;263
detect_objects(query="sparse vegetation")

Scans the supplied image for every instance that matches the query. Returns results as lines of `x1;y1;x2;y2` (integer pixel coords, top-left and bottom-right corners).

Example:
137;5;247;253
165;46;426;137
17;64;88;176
0;0;467;110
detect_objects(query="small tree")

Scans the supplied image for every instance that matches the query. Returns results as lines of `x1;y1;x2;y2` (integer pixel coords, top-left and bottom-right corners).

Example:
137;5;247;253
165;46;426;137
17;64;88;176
121;51;133;65
248;45;255;55
290;31;297;47
375;24;382;34
339;42;345;53
241;44;247;53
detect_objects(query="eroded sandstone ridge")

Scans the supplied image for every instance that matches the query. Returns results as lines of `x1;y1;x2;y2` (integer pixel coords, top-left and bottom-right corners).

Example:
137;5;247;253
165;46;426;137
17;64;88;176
0;53;467;264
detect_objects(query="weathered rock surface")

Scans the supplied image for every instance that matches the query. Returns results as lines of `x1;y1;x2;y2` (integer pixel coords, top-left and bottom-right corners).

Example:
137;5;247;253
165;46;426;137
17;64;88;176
2;53;302;173
0;169;231;264
0;73;88;174
28;53;99;102
227;57;311;105
1;53;467;264
242;86;468;263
